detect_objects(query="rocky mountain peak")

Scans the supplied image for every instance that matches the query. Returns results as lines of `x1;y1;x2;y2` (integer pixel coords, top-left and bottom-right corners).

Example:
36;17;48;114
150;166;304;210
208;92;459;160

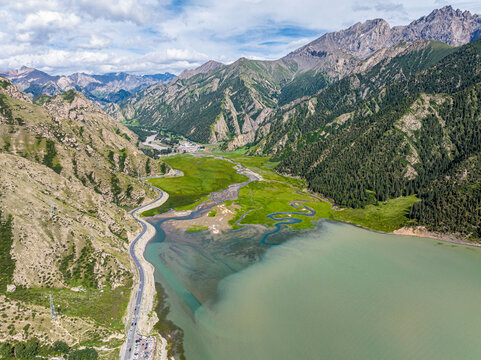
284;6;481;67
287;18;392;61
0;66;57;83
17;66;35;74
392;6;481;46
429;5;467;18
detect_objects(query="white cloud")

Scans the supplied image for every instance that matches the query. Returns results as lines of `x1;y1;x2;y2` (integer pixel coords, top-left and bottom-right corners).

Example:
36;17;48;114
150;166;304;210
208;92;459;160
16;11;82;44
19;11;82;31
0;0;480;75
75;0;153;24
79;34;112;49
0;47;207;75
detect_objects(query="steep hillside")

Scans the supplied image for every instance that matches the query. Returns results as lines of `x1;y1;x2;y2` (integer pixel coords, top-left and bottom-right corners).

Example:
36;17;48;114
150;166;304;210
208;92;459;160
0;79;170;351
114;58;298;143
275;38;481;240
114;6;481;148
256;40;455;155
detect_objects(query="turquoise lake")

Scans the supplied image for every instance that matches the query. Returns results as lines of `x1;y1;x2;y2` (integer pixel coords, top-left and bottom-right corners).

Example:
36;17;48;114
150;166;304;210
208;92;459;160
145;221;481;360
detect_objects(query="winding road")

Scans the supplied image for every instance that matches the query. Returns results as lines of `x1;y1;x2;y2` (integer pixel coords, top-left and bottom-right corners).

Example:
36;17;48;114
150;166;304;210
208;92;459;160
123;185;164;360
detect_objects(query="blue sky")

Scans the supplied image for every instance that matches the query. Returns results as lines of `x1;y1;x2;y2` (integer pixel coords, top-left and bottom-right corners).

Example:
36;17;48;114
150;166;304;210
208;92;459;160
0;0;481;75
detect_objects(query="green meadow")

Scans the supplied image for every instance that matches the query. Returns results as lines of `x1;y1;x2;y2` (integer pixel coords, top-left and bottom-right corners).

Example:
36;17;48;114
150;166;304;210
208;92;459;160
212;152;418;233
142;155;248;216
227;180;333;230
333;195;418;232
143;151;417;233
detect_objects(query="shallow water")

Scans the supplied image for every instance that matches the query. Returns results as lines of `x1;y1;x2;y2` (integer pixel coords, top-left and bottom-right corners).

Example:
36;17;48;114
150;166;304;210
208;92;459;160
146;221;481;360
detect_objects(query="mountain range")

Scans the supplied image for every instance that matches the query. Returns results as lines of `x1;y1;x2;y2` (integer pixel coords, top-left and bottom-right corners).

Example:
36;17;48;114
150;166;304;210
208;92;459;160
0;66;176;108
112;5;481;148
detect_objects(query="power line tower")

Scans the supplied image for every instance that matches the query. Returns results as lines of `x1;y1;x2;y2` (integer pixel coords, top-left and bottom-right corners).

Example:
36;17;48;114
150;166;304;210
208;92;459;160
50;199;55;216
90;228;94;242
49;294;57;319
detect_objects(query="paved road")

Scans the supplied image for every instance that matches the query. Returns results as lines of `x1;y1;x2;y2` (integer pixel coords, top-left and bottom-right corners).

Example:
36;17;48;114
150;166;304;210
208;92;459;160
123;186;163;360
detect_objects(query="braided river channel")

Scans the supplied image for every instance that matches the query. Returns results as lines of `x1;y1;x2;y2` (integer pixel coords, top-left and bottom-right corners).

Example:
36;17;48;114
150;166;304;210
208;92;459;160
143;161;481;359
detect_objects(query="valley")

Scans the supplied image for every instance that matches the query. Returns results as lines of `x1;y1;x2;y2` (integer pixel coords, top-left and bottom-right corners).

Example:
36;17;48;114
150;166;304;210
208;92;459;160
1;4;481;360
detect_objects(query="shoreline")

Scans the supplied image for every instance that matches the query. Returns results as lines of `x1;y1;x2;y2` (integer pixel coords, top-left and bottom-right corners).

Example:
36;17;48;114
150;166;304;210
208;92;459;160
393;226;481;248
132;190;169;334
150;194;480;250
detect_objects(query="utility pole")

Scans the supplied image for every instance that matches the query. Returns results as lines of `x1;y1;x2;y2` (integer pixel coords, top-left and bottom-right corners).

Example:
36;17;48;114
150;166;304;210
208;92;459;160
90;228;94;242
115;198;118;211
98;159;101;168
71;174;75;184
50;199;55;216
49;294;57;319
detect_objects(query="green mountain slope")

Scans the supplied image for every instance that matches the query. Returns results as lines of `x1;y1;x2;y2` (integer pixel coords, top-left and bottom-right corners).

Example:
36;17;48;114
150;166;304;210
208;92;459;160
257;40;455;157
114;58;299;143
275;38;481;240
113;7;481;150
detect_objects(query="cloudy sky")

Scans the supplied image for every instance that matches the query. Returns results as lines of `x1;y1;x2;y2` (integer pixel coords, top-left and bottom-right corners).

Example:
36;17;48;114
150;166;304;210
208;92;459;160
0;0;480;75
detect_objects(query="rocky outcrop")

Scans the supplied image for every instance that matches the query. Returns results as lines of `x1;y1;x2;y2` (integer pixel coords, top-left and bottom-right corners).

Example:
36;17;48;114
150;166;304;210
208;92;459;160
43;91;101;122
0;77;32;103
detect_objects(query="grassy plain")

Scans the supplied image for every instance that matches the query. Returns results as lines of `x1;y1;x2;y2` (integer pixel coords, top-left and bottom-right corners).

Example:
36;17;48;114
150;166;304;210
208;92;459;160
227;180;333;230
142;155;248;216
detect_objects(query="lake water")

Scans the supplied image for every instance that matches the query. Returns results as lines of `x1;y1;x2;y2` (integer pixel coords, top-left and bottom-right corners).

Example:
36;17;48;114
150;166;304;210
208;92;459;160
145;221;481;360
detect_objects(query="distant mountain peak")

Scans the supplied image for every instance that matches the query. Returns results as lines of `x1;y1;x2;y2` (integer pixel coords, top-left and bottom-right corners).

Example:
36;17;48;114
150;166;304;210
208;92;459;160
0;67;177;107
19;65;34;71
177;60;224;80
